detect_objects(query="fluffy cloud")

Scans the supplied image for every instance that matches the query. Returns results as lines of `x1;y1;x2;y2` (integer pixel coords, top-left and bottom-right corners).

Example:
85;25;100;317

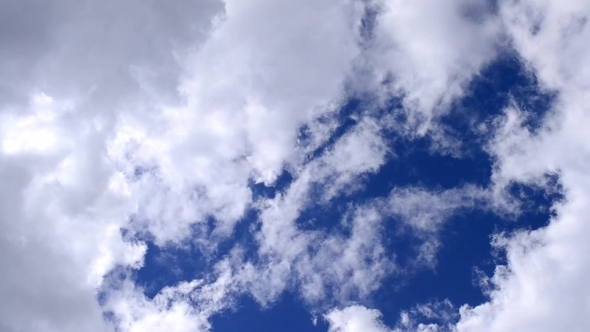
0;92;146;332
332;1;590;331
326;303;452;332
366;0;502;130
8;0;590;332
326;305;392;332
454;1;590;330
0;0;377;330
111;0;368;245
0;1;222;331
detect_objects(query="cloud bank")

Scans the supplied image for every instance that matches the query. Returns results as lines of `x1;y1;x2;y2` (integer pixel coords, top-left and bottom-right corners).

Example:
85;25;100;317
2;0;590;332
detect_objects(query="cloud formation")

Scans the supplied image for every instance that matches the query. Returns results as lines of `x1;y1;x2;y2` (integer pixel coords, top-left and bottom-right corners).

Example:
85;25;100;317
3;0;590;331
455;1;590;331
327;1;590;332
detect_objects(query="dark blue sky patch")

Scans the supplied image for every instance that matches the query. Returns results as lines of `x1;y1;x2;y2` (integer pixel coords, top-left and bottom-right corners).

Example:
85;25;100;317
507;174;564;231
134;241;209;299
372;136;493;192
380;216;435;269
249;170;294;200
373;213;504;328
134;209;264;300
375;210;501;314
294;196;350;233
210;293;329;332
372;178;562;328
442;52;556;155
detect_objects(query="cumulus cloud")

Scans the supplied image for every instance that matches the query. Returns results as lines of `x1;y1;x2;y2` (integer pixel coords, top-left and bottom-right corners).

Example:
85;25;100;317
453;1;590;331
326;305;392;332
365;0;502;131
0;0;384;330
354;1;590;331
325;303;452;332
100;109;397;328
8;0;590;331
325;302;451;332
0;91;145;332
111;0;368;245
0;1;225;330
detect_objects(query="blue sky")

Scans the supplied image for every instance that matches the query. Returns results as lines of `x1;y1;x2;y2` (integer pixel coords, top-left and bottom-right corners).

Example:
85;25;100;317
1;1;589;332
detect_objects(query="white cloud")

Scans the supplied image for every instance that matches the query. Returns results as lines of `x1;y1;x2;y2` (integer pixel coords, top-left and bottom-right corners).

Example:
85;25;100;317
0;92;145;332
386;186;492;231
9;0;590;331
105;280;210;332
0;1;222;331
373;1;590;331
294;204;393;303
110;0;369;246
325;302;455;332
326;305;392;332
365;0;502;130
104;112;396;329
452;1;590;330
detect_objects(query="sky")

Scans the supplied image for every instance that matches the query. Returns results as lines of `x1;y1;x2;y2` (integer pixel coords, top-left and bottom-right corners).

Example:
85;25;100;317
1;0;590;331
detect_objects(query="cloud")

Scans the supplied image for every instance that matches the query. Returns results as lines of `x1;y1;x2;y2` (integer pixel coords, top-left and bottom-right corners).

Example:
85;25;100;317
326;305;392;332
0;0;382;330
104;279;211;332
375;1;590;331
101;110;396;329
244;115;394;305
0;92;146;332
8;0;589;331
452;1;590;330
111;0;368;246
365;0;502;130
0;1;222;331
325;304;453;332
386;186;489;268
325;301;458;332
